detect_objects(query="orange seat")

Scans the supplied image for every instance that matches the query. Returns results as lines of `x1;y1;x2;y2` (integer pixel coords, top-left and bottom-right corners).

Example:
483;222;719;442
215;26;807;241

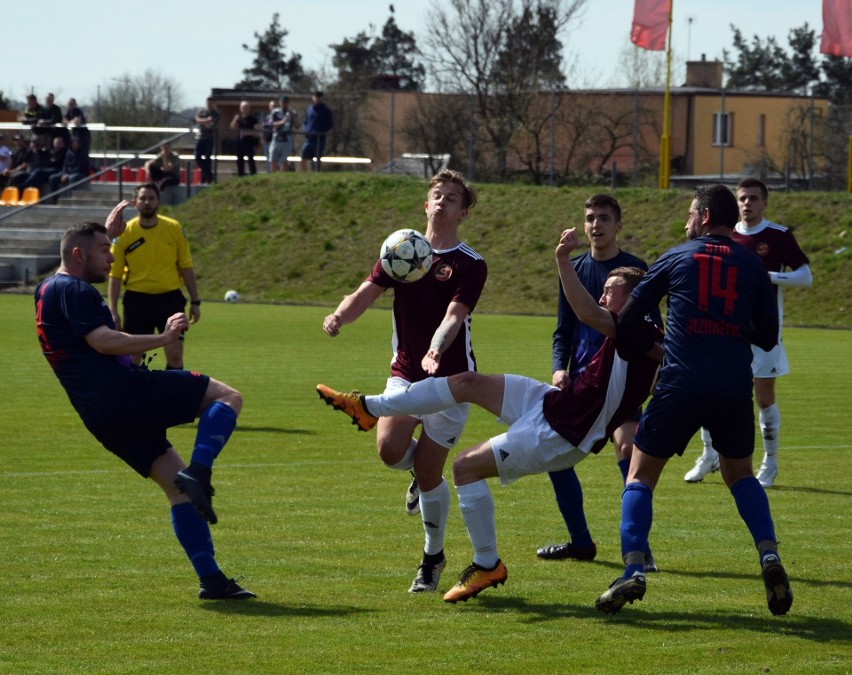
18;187;40;205
0;186;19;206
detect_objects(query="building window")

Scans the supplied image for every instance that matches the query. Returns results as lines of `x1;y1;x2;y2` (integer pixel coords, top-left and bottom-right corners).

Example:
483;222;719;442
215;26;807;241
712;112;732;147
757;114;766;147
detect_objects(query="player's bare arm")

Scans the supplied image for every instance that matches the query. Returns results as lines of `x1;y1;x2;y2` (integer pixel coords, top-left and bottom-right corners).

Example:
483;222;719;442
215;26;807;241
422;301;470;374
180;268;202;324
104;200;131;240
556;228;616;337
85;313;189;355
322;281;385;337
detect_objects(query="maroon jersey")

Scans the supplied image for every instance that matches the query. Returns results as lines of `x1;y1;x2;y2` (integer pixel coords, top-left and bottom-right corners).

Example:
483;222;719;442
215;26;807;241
367;243;487;382
542;315;662;454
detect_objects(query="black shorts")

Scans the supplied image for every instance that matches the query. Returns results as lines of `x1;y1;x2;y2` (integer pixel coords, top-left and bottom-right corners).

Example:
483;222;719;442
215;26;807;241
635;387;755;460
82;369;210;477
122;289;186;338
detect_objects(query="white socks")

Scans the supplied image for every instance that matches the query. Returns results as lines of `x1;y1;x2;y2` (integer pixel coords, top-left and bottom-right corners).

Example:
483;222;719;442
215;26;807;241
420;480;451;556
455;480;498;569
759;403;780;461
365;378;456;418
700;428;719;461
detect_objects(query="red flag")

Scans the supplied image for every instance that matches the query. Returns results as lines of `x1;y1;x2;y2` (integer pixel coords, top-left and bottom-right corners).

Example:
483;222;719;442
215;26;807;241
821;0;852;57
631;0;672;51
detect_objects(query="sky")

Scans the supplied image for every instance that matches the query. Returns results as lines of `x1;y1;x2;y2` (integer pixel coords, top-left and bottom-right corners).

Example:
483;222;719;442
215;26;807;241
3;0;827;111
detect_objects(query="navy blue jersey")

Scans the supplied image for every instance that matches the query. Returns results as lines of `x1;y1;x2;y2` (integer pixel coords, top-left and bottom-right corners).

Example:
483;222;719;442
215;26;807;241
552;250;659;376
621;235;778;397
35;274;133;417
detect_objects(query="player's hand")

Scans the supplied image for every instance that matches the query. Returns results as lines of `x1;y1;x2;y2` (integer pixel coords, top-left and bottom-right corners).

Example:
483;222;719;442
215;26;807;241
188;304;201;324
551;369;569;389
110;310;122;331
322;313;342;337
556;228;580;260
421;349;441;374
163;312;189;343
105;200;132;239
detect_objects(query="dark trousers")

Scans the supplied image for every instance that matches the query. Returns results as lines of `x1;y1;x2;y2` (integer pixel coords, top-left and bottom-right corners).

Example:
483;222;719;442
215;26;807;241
236;137;257;176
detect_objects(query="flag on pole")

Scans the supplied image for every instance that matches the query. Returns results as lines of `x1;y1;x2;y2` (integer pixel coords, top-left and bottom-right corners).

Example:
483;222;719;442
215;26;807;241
631;0;672;51
820;0;852;57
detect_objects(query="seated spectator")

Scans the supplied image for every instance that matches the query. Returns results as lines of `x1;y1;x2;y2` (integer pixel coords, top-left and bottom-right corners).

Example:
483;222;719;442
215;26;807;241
145;142;181;189
1;134;29;189
11;138;47;189
20;136;66;192
64;98;91;155
0;134;11;180
48;137;90;202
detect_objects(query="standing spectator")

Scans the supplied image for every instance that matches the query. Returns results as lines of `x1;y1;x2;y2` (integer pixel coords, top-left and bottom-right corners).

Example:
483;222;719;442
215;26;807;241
37;92;68;147
300;91;333;172
1;134;29;188
230;101;259;177
320;170;486;594
21;136;66;192
685;178;812;488
595;185;792;617
261;99;278;173
145;142;181;190
107;184;201;371
19;94;43;128
269;95;298;172
35;212;254;600
194;97;220;184
64;98;91;155
538;194;660;572
48;137;90;202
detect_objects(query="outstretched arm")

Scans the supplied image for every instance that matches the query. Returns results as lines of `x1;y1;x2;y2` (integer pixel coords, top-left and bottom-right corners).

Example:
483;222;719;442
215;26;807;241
322;281;385;337
556;228;616;338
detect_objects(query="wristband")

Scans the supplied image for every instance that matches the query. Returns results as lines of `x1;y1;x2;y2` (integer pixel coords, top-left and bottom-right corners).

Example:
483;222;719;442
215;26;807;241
190;300;201;306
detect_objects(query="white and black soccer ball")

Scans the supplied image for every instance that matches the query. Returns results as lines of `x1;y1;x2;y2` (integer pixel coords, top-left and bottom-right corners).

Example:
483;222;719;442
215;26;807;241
224;290;240;303
379;229;433;283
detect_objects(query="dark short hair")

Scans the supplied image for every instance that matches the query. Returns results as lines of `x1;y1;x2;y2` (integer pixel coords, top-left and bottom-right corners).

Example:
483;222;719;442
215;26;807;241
429;169;477;210
737;177;768;200
60;222;107;262
134;182;160;199
694;185;738;229
313;90;324;97
584;193;622;222
608;266;646;293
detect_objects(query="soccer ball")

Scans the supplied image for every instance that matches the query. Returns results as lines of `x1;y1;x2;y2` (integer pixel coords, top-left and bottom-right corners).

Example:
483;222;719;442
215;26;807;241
224;290;240;303
380;229;433;283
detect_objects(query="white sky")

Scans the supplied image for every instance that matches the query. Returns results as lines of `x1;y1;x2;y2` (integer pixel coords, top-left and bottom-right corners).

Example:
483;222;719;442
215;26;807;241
3;0;825;110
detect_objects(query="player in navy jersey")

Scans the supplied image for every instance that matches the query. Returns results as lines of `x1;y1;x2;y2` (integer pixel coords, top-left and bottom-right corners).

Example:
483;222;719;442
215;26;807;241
321;170;487;593
35;211;254;600
685;178;812;488
318;229;663;603
596;184;792;617
539;194;661;573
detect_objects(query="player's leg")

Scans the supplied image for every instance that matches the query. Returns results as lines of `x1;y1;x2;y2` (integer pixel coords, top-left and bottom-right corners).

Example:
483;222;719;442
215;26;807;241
753;377;780;488
536;468;597;561
684;427;721;482
614;420;657;572
365;372;506;419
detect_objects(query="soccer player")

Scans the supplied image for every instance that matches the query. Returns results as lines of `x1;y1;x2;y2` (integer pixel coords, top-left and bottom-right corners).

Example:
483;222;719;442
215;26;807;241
320;170;487;593
108;183;201;370
35;206;254;600
540;194;660;573
319;229;664;603
596;185;792;616
684;178;812;487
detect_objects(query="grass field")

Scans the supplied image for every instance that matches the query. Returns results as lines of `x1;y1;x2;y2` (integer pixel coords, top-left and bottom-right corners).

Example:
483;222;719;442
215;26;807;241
1;294;851;673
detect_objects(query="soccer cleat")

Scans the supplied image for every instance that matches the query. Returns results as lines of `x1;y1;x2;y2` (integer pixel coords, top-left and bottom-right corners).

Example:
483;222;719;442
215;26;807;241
643;553;659;573
756;461;778;488
761;554;793;615
409;556;447;593
443;560;508;603
595;573;647;614
684;454;720;482
535;541;597;561
316;384;378;432
198;577;256;600
174;467;217;525
405;471;421;516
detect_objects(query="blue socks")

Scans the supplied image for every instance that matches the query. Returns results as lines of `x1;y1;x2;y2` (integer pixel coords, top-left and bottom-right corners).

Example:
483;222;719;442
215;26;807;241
191;401;237;469
171;502;218;578
621;482;653;577
731;476;778;561
548;468;593;548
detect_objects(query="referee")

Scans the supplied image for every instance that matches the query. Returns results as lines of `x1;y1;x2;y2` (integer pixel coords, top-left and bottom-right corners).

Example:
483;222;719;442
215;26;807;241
108;183;201;370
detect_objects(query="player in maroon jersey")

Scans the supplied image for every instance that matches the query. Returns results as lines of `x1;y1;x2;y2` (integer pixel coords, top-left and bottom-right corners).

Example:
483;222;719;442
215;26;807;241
321;170;487;593
318;228;663;603
684;178;812;488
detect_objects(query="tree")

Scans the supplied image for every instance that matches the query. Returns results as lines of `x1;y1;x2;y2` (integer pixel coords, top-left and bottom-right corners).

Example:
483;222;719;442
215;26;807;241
236;13;307;91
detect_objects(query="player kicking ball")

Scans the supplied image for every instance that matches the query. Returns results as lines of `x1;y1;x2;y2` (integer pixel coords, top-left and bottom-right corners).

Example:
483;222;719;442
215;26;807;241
318;228;663;603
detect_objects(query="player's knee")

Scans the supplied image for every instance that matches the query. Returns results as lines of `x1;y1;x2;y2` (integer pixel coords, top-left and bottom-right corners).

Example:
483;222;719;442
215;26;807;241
448;370;479;399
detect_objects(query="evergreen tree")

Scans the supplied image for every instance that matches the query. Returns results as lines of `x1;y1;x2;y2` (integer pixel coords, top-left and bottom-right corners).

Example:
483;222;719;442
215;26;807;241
236;13;306;91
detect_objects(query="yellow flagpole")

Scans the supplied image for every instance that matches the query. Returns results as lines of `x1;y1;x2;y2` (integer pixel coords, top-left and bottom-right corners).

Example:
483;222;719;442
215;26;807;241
658;0;674;189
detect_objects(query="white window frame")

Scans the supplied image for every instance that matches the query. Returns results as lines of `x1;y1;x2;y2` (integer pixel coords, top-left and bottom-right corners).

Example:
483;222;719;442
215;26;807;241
712;111;732;147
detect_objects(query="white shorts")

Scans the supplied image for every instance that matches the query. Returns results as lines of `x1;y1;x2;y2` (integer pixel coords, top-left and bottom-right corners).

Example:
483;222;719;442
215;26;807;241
751;341;789;378
269;138;293;163
384;376;470;449
489;374;588;486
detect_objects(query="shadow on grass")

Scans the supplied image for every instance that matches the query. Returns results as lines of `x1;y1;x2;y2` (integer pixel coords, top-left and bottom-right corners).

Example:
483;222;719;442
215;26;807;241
769;484;852;498
197;600;371;618
469;595;852;643
237;426;315;435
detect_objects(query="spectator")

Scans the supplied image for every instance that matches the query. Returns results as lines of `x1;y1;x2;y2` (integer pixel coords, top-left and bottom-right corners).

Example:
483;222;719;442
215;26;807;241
20;136;66;192
230;101;259;177
11;138;47;189
19;94;43;128
1;134;29;189
269;95;298;172
300;91;333;172
48;137;90;202
37;92;68;147
145;142;181;190
0;135;11;180
262;99;278;173
64;98;91;155
194;97;220;184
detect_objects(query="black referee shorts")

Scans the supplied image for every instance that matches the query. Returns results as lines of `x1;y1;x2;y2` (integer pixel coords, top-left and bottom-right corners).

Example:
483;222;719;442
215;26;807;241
122;289;186;337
